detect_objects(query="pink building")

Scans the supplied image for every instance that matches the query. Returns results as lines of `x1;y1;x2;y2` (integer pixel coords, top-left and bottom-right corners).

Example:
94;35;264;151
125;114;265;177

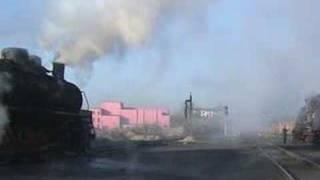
92;102;170;130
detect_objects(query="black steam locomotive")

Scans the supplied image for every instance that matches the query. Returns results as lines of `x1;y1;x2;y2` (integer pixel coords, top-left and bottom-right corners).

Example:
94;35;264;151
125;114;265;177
0;47;95;154
293;94;320;144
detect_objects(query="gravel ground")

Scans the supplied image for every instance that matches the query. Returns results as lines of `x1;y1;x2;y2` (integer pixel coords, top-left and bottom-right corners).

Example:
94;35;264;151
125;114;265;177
0;138;286;180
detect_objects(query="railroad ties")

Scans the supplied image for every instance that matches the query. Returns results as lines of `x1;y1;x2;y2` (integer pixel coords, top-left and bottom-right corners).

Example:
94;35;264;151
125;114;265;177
258;143;320;180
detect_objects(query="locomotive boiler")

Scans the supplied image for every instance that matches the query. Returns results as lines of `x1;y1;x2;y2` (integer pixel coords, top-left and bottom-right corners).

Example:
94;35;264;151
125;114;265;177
0;47;95;155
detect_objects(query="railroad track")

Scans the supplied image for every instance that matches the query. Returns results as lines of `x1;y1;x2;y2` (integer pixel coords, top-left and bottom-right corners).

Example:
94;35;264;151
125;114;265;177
258;144;320;180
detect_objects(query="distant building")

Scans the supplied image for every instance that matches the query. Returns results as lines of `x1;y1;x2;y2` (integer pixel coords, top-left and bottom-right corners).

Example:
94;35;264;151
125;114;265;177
271;120;295;135
92;101;171;130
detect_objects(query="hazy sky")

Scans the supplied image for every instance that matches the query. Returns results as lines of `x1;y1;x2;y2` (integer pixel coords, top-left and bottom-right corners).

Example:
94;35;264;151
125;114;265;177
1;0;320;130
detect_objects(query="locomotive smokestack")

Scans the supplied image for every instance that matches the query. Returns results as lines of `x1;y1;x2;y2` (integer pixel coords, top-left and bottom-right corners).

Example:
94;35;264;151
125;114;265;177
53;62;65;80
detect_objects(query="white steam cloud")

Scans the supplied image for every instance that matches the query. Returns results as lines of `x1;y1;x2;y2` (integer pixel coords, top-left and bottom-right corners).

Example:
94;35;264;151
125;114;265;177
40;0;204;66
38;0;320;133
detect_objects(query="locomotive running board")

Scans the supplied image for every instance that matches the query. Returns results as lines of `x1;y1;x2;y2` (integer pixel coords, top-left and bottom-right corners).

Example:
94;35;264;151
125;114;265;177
7;107;84;117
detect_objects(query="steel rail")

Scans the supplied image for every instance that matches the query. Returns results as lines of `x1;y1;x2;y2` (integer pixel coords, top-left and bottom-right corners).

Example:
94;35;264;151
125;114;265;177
257;146;298;180
268;143;320;170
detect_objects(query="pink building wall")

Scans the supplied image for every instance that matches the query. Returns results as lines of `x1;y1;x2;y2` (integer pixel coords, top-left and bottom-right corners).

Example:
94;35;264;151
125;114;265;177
100;102;123;115
121;108;137;125
92;102;171;130
100;116;120;129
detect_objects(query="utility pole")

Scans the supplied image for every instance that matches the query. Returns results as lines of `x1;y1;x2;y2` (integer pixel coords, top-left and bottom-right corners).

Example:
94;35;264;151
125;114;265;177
224;106;229;136
184;93;193;135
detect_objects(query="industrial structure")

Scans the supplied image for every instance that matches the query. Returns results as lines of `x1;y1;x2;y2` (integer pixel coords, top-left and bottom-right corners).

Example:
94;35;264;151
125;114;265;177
92;102;170;130
184;94;230;139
